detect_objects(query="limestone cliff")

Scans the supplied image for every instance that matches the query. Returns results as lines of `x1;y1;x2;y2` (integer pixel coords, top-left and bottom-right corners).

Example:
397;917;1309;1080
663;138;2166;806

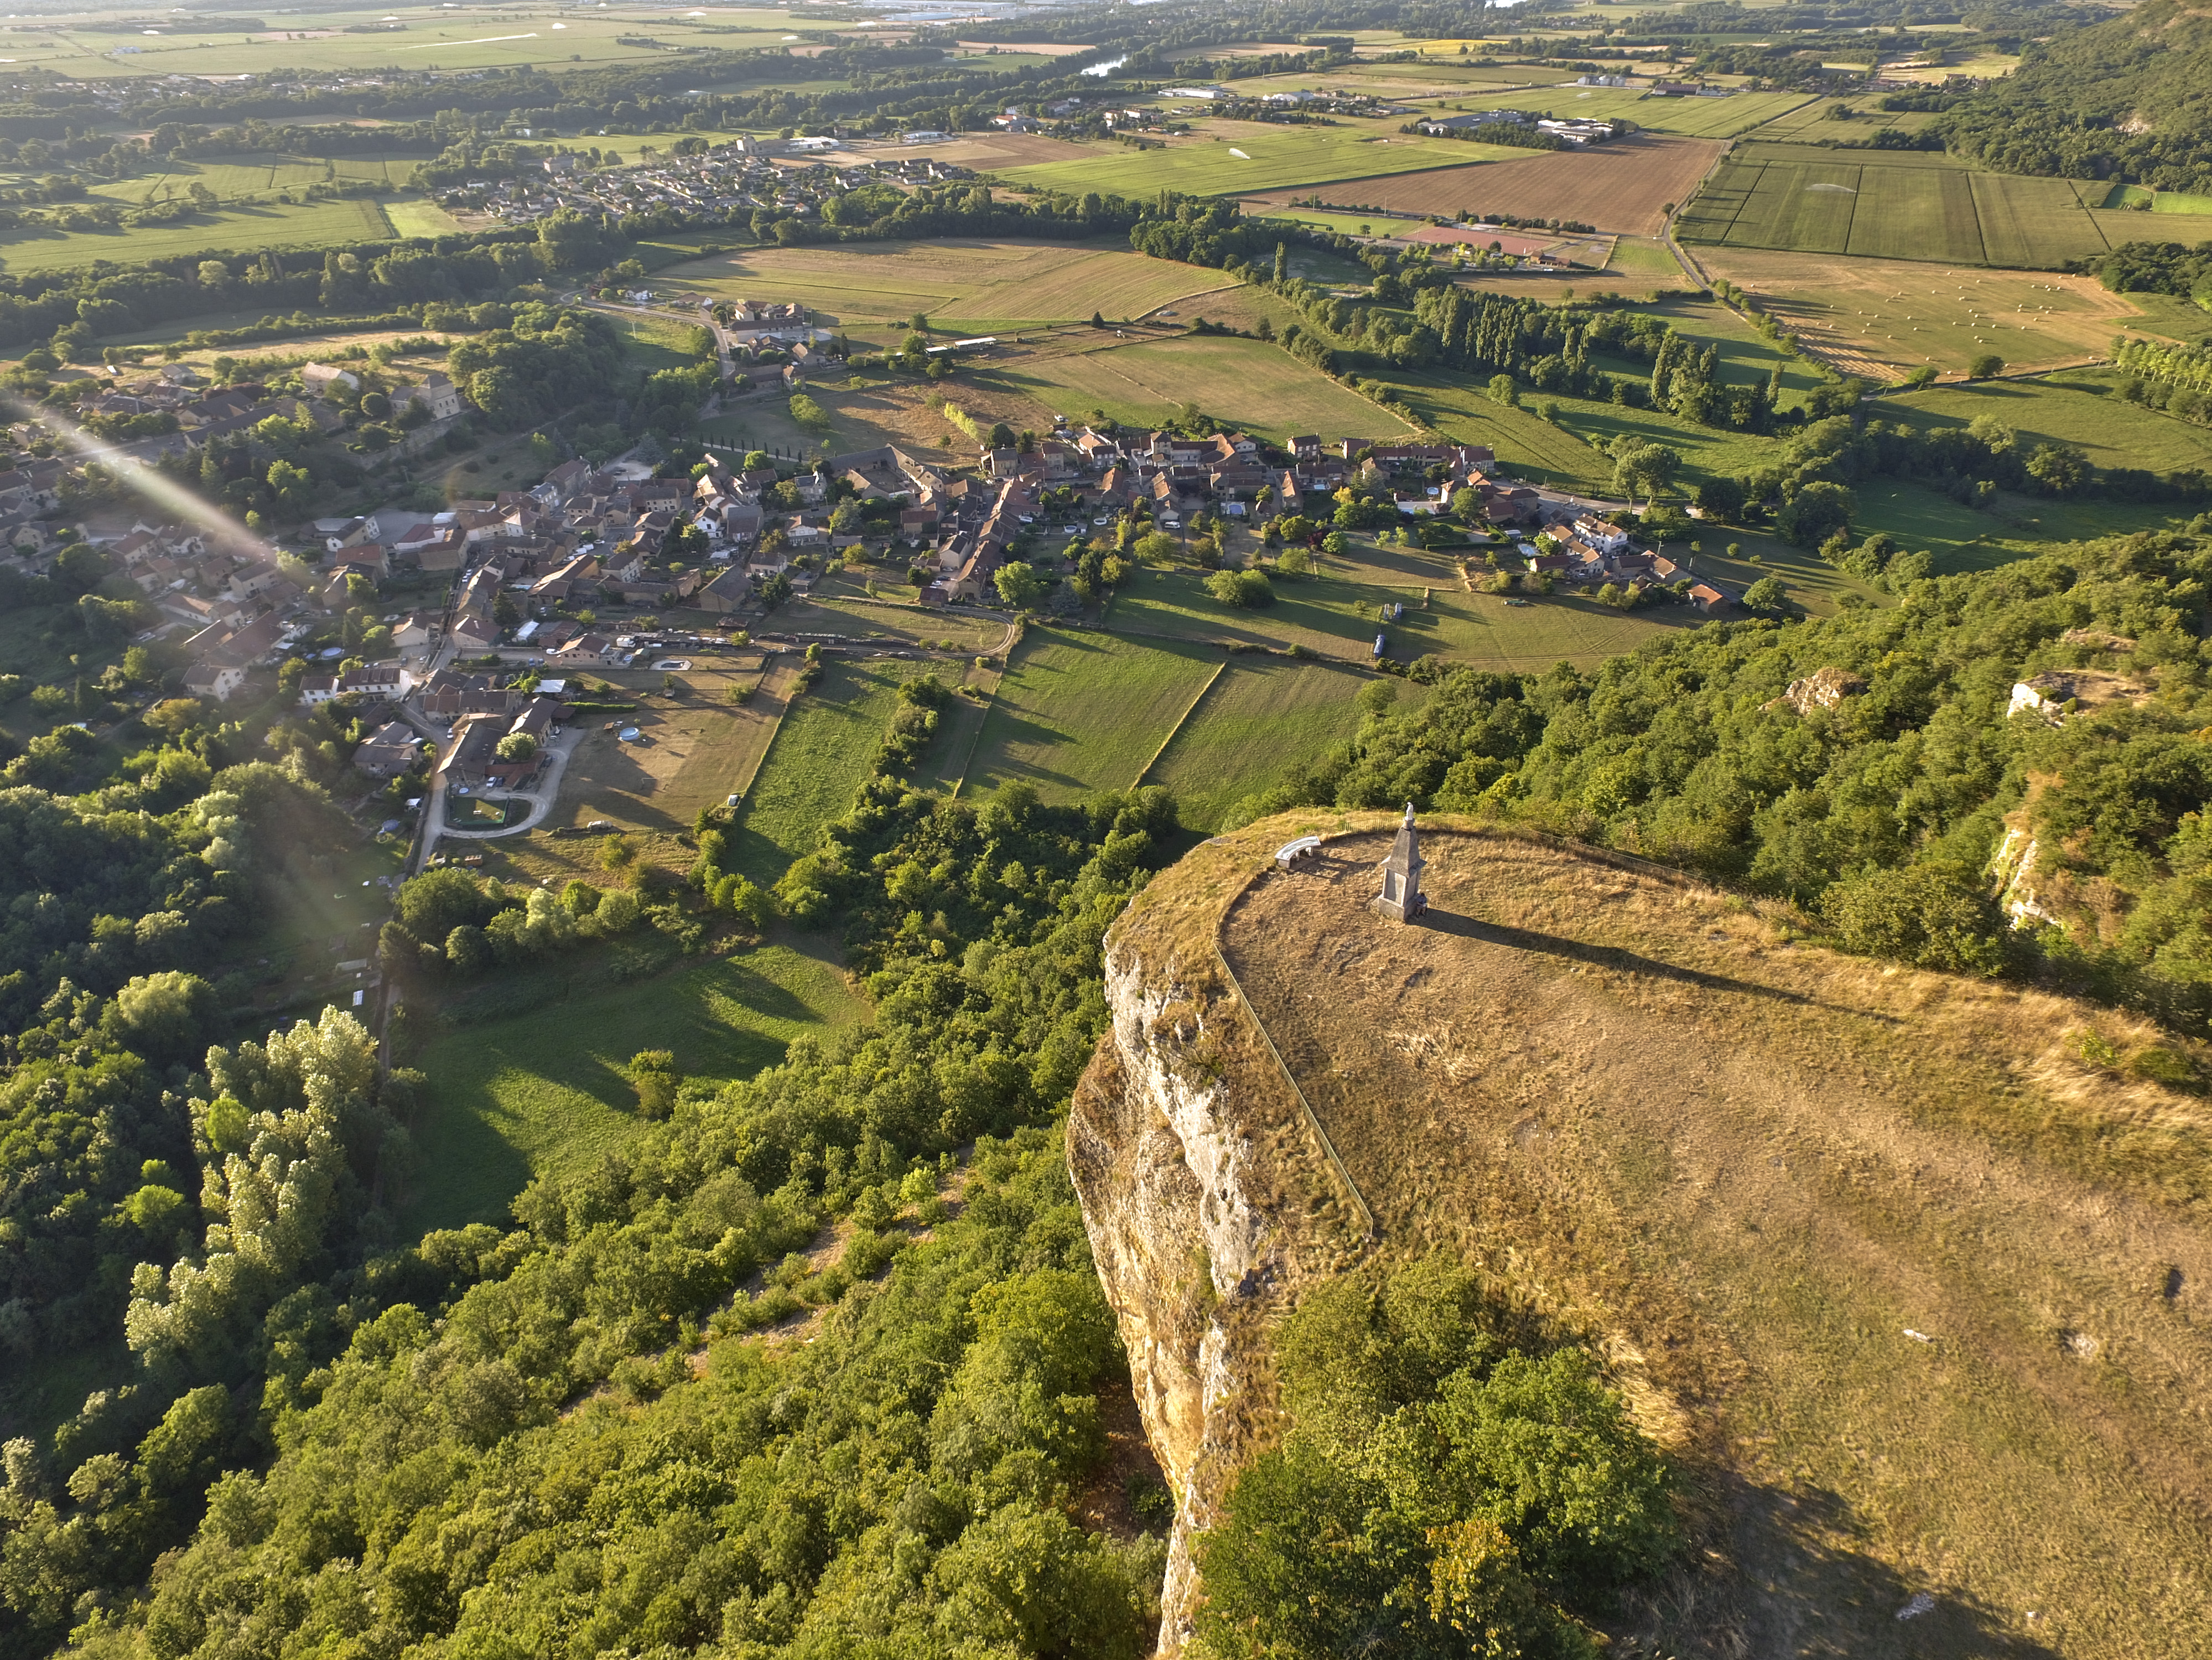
1072;813;2212;1659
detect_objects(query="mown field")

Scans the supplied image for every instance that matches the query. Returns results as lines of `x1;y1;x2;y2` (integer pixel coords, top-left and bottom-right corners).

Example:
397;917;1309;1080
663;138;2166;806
660;239;1237;328
727;656;933;886
1700;250;2149;381
1239;134;1723;237
1145;657;1368;830
402;940;864;1235
982;333;1396;442
993;122;1508;199
961;631;1221;802
1679;143;2115;266
0;195;394;272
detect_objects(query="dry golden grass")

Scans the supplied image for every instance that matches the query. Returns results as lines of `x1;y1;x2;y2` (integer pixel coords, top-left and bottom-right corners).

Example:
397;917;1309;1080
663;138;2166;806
1239;135;1725;237
1104;813;2212;1657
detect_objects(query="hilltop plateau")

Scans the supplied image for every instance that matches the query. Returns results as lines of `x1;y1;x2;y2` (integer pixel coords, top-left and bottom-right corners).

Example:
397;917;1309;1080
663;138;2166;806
1073;815;2212;1658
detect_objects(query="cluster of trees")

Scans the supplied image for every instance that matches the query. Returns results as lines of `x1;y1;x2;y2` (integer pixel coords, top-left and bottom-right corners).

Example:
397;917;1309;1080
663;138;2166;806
0;235;561;353
2114;337;2212;427
2088;238;2212;302
445;304;628;430
1230;522;2212;1022
1200;1257;1675;1659
0;748;359;1346
2;765;1183;1659
376;865;645;981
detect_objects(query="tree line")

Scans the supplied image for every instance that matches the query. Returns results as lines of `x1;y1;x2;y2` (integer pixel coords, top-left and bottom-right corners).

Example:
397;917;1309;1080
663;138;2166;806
1230;522;2212;1030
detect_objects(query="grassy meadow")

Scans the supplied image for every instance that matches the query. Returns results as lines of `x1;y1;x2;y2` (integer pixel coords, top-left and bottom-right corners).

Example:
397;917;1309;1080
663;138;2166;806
993;123;1509;199
1145;658;1368;829
11;4;804;78
727;657;934;886
401;938;864;1234
1436;84;1817;140
0;196;394;273
961;631;1221;802
1876;373;2212;475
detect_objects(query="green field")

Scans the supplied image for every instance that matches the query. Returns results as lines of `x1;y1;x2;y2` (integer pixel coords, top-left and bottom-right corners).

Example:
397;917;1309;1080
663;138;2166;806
728;657;930;887
993;124;1509;199
1145;658;1368;829
402;940;864;1234
1680;143;2113;267
1112;559;1722;667
0;196;393;273
984;335;1397;443
1875;371;2212;475
962;631;1221;802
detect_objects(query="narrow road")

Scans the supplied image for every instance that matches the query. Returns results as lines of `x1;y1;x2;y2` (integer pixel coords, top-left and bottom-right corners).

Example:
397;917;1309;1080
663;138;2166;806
418;725;583;868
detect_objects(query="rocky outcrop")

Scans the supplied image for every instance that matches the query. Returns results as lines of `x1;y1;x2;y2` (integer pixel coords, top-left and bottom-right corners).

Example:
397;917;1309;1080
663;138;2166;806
2007;666;2148;725
1772;665;1866;716
1067;838;1341;1653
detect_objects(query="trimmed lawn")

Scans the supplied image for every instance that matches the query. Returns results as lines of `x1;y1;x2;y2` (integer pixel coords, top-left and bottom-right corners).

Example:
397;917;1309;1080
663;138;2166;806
1147;658;1368;830
962;630;1222;802
402;939;865;1233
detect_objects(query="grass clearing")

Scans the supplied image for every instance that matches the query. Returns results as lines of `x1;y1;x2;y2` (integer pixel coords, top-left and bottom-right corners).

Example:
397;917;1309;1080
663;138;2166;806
1877;374;2212;475
983;334;1396;442
962;631;1221;803
401;939;864;1235
1146;658;1367;830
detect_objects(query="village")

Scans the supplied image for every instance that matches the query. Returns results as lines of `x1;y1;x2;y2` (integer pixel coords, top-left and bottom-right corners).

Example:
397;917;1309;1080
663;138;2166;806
7;361;1733;727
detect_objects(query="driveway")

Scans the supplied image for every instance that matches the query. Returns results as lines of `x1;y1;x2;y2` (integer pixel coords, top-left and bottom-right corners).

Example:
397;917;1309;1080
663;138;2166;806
416;724;583;869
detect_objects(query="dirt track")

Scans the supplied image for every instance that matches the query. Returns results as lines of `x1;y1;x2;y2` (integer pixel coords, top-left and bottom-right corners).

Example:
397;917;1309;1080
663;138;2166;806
1214;826;2212;1658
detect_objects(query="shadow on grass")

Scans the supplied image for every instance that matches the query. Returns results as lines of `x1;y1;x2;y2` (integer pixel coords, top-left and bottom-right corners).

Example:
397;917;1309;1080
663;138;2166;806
1709;1477;2060;1658
1415;906;1897;1021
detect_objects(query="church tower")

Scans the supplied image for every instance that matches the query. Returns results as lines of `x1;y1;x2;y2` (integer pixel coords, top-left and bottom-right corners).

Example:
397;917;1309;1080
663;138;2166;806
1374;802;1425;922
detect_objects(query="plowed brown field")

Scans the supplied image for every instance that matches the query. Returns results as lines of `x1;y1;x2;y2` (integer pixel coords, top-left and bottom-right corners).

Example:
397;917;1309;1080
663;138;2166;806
1240;133;1723;235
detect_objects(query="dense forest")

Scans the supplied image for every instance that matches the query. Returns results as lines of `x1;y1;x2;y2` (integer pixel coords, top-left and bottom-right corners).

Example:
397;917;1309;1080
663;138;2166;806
1918;0;2212;190
0;633;1185;1659
1233;525;2212;1033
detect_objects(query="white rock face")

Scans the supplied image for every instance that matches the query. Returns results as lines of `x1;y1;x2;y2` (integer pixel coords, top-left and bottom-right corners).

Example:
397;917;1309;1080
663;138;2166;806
1067;947;1281;1654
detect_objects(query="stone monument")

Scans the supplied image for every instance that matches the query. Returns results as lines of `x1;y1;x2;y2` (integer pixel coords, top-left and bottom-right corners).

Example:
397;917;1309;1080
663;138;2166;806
1374;801;1425;922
